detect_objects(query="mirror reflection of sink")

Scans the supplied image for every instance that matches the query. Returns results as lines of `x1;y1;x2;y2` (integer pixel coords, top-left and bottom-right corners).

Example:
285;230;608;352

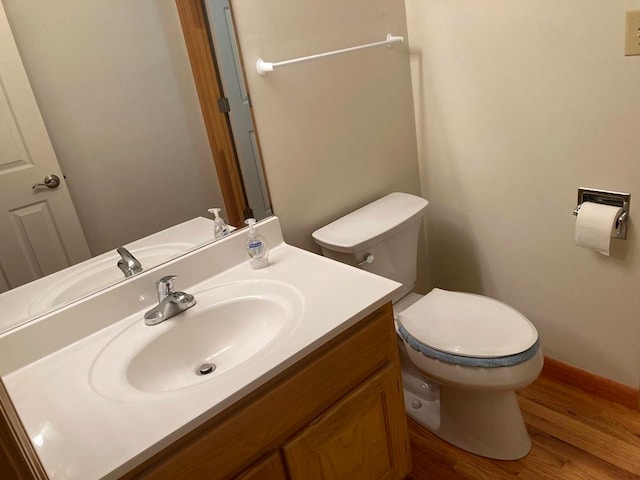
28;243;192;316
90;279;304;400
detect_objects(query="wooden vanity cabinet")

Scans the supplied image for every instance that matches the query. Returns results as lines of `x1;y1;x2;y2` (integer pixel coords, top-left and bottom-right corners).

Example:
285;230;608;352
283;364;405;479
235;451;287;480
128;302;411;480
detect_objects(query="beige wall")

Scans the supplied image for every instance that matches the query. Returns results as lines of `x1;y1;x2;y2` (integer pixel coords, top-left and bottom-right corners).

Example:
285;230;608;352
231;0;421;253
407;0;640;387
3;1;225;255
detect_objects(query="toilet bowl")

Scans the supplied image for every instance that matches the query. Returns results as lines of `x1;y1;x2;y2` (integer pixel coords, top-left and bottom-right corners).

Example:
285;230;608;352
312;192;543;460
396;289;542;459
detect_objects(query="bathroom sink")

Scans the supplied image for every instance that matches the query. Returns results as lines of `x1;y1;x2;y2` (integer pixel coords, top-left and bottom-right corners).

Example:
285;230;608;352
28;243;193;316
90;279;304;400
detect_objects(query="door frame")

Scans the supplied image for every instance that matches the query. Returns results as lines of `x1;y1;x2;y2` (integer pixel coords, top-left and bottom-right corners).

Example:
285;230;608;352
175;0;256;227
205;0;272;221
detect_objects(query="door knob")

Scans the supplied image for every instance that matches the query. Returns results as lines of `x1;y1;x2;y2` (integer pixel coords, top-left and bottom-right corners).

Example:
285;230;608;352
32;174;61;190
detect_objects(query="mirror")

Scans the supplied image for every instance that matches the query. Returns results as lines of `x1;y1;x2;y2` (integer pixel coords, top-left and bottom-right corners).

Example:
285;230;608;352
0;0;271;332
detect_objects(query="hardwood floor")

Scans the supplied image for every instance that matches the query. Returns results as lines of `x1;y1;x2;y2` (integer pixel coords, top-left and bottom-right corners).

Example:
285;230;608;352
407;373;640;479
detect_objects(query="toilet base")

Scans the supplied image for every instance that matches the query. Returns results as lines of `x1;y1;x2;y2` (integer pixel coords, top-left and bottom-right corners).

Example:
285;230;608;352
402;369;531;460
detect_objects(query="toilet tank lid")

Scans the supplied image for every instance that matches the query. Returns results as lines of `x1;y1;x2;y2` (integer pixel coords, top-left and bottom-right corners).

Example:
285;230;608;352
312;192;428;253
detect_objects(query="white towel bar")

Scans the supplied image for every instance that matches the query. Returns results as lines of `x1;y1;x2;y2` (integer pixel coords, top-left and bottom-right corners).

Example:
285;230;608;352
256;33;404;76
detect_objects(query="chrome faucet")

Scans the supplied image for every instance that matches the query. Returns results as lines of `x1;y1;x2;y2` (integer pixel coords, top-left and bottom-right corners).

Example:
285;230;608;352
144;275;196;326
116;247;143;278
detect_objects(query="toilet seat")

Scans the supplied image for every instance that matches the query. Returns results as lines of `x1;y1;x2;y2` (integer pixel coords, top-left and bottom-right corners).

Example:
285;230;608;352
397;288;539;367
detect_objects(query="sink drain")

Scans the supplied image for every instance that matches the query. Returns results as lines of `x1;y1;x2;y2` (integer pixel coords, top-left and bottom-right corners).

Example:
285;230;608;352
196;363;216;376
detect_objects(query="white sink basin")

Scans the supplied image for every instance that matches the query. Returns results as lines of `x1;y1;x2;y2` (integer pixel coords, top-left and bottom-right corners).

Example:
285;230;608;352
90;279;304;400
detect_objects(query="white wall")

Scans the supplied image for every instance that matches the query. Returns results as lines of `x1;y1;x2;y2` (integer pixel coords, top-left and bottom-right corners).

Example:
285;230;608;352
406;0;640;387
231;0;422;254
3;1;225;255
17;0;637;388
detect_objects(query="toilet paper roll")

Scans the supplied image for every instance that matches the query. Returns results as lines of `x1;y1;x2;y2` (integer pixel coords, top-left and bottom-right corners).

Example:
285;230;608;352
574;202;622;256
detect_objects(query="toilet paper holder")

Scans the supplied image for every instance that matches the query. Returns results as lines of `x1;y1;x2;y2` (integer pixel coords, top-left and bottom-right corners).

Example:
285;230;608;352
573;187;630;240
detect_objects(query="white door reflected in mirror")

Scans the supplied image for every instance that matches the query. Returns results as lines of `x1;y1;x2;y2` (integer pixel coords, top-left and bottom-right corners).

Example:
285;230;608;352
0;4;90;293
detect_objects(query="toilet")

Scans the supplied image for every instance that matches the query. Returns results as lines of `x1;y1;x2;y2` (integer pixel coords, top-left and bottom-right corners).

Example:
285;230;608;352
312;192;543;460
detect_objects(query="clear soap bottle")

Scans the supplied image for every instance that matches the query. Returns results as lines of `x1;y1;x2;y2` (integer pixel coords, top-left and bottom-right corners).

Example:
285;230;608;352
244;218;269;269
208;208;230;240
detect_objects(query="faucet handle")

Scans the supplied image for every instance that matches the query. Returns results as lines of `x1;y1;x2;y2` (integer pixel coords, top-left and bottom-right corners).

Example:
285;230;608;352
116;246;143;278
155;275;177;301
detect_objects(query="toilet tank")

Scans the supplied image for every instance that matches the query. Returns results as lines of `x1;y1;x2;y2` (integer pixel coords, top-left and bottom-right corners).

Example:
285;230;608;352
312;192;428;302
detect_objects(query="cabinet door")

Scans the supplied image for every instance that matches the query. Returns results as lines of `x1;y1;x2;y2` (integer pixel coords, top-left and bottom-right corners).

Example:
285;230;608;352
283;364;409;480
235;451;287;480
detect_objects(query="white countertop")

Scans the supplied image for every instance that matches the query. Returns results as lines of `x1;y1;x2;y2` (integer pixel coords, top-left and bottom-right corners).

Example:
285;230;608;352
1;217;400;479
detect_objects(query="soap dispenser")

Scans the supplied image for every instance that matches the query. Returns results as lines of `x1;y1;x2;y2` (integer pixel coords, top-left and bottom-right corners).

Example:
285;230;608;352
208;208;230;240
244;218;269;269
